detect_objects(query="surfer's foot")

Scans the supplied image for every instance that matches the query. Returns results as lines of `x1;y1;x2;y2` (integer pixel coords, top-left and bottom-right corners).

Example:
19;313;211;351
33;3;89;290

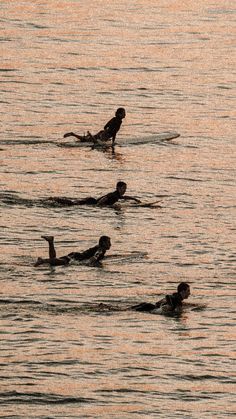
63;132;74;138
87;131;93;138
34;257;44;267
41;235;54;242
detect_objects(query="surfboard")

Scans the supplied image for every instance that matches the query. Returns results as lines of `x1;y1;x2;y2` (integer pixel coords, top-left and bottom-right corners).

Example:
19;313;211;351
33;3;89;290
132;200;162;208
58;131;180;148
112;200;162;210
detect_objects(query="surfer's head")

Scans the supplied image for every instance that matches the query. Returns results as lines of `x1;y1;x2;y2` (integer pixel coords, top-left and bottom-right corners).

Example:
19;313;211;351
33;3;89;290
99;235;111;250
116;181;127;196
115;108;126;119
177;282;190;299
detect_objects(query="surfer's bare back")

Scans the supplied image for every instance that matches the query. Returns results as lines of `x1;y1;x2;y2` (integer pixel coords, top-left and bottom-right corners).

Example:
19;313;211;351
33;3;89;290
63;108;126;145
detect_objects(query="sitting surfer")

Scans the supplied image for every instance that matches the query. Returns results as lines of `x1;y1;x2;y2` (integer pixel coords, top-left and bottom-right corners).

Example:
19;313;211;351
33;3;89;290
63;107;126;145
34;235;111;267
45;181;141;207
131;282;191;314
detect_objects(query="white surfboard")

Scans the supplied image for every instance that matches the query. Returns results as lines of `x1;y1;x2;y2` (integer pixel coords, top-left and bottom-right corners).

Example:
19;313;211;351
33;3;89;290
58;131;180;148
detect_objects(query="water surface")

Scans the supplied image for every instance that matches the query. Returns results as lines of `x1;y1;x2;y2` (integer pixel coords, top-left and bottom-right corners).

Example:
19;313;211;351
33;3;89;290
1;0;235;417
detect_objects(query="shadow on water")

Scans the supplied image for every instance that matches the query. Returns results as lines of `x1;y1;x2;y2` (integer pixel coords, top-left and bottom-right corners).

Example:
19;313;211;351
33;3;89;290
0;298;205;318
0;192;163;211
0;390;94;405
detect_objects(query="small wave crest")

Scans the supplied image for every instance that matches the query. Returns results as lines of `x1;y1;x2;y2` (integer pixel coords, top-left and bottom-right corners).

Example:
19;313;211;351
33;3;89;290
0;391;94;405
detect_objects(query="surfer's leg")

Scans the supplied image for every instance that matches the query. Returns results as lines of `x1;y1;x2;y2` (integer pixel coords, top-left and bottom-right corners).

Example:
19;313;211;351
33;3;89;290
86;131;99;143
63;132;89;141
34;257;50;267
41;235;56;259
50;256;70;266
64;132;79;139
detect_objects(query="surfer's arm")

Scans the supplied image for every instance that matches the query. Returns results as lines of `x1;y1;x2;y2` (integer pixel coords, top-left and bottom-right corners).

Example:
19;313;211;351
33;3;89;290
86;248;105;266
122;195;142;203
111;134;116;145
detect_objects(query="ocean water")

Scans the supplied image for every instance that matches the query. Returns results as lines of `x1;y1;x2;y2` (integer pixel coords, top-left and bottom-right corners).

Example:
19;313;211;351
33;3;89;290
0;0;235;417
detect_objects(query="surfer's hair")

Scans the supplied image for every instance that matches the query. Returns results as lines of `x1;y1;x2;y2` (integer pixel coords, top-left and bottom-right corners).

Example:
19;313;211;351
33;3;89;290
116;181;126;190
115;107;125;117
99;236;110;247
177;282;190;293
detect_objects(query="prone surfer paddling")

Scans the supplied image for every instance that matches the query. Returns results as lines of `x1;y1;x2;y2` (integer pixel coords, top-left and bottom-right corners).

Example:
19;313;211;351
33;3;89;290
45;181;142;207
131;282;191;314
34;235;111;267
63;107;126;146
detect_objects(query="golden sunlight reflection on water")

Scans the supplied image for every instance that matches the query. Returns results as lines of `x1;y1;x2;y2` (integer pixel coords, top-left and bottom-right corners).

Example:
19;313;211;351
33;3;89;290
1;0;235;417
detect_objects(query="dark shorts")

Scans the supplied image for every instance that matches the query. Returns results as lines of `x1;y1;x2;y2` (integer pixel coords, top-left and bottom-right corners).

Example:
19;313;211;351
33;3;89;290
94;130;112;142
77;197;97;205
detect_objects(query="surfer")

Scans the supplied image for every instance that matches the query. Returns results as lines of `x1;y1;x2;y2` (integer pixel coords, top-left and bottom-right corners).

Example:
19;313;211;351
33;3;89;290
63;107;126;145
34;235;111;267
45;181;141;207
131;282;191;314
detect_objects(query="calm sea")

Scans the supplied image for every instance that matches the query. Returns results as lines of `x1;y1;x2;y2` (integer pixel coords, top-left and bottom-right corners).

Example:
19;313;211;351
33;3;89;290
0;0;235;417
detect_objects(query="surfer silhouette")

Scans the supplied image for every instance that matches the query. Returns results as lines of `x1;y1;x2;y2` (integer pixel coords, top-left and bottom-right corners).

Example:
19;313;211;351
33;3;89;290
44;181;142;207
34;235;111;267
63;108;126;145
131;282;191;314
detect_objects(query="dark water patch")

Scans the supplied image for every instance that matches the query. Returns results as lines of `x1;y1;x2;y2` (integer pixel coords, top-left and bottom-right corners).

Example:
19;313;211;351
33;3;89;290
174;391;217;401
27;23;49;29
208;8;235;15
190;305;207;312
217;84;233;90
50;82;64;85
0;80;41;85
0;391;94;405
0;37;13;42
166;176;205;182
0;299;121;316
97;91;114;95
0;194;38;208
58;65;100;71
168;373;233;382
0;138;52;145
109;66;163;73
175;262;198;267
96;388;161;395
0;298;43;306
34;371;69;378
28;359;88;367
